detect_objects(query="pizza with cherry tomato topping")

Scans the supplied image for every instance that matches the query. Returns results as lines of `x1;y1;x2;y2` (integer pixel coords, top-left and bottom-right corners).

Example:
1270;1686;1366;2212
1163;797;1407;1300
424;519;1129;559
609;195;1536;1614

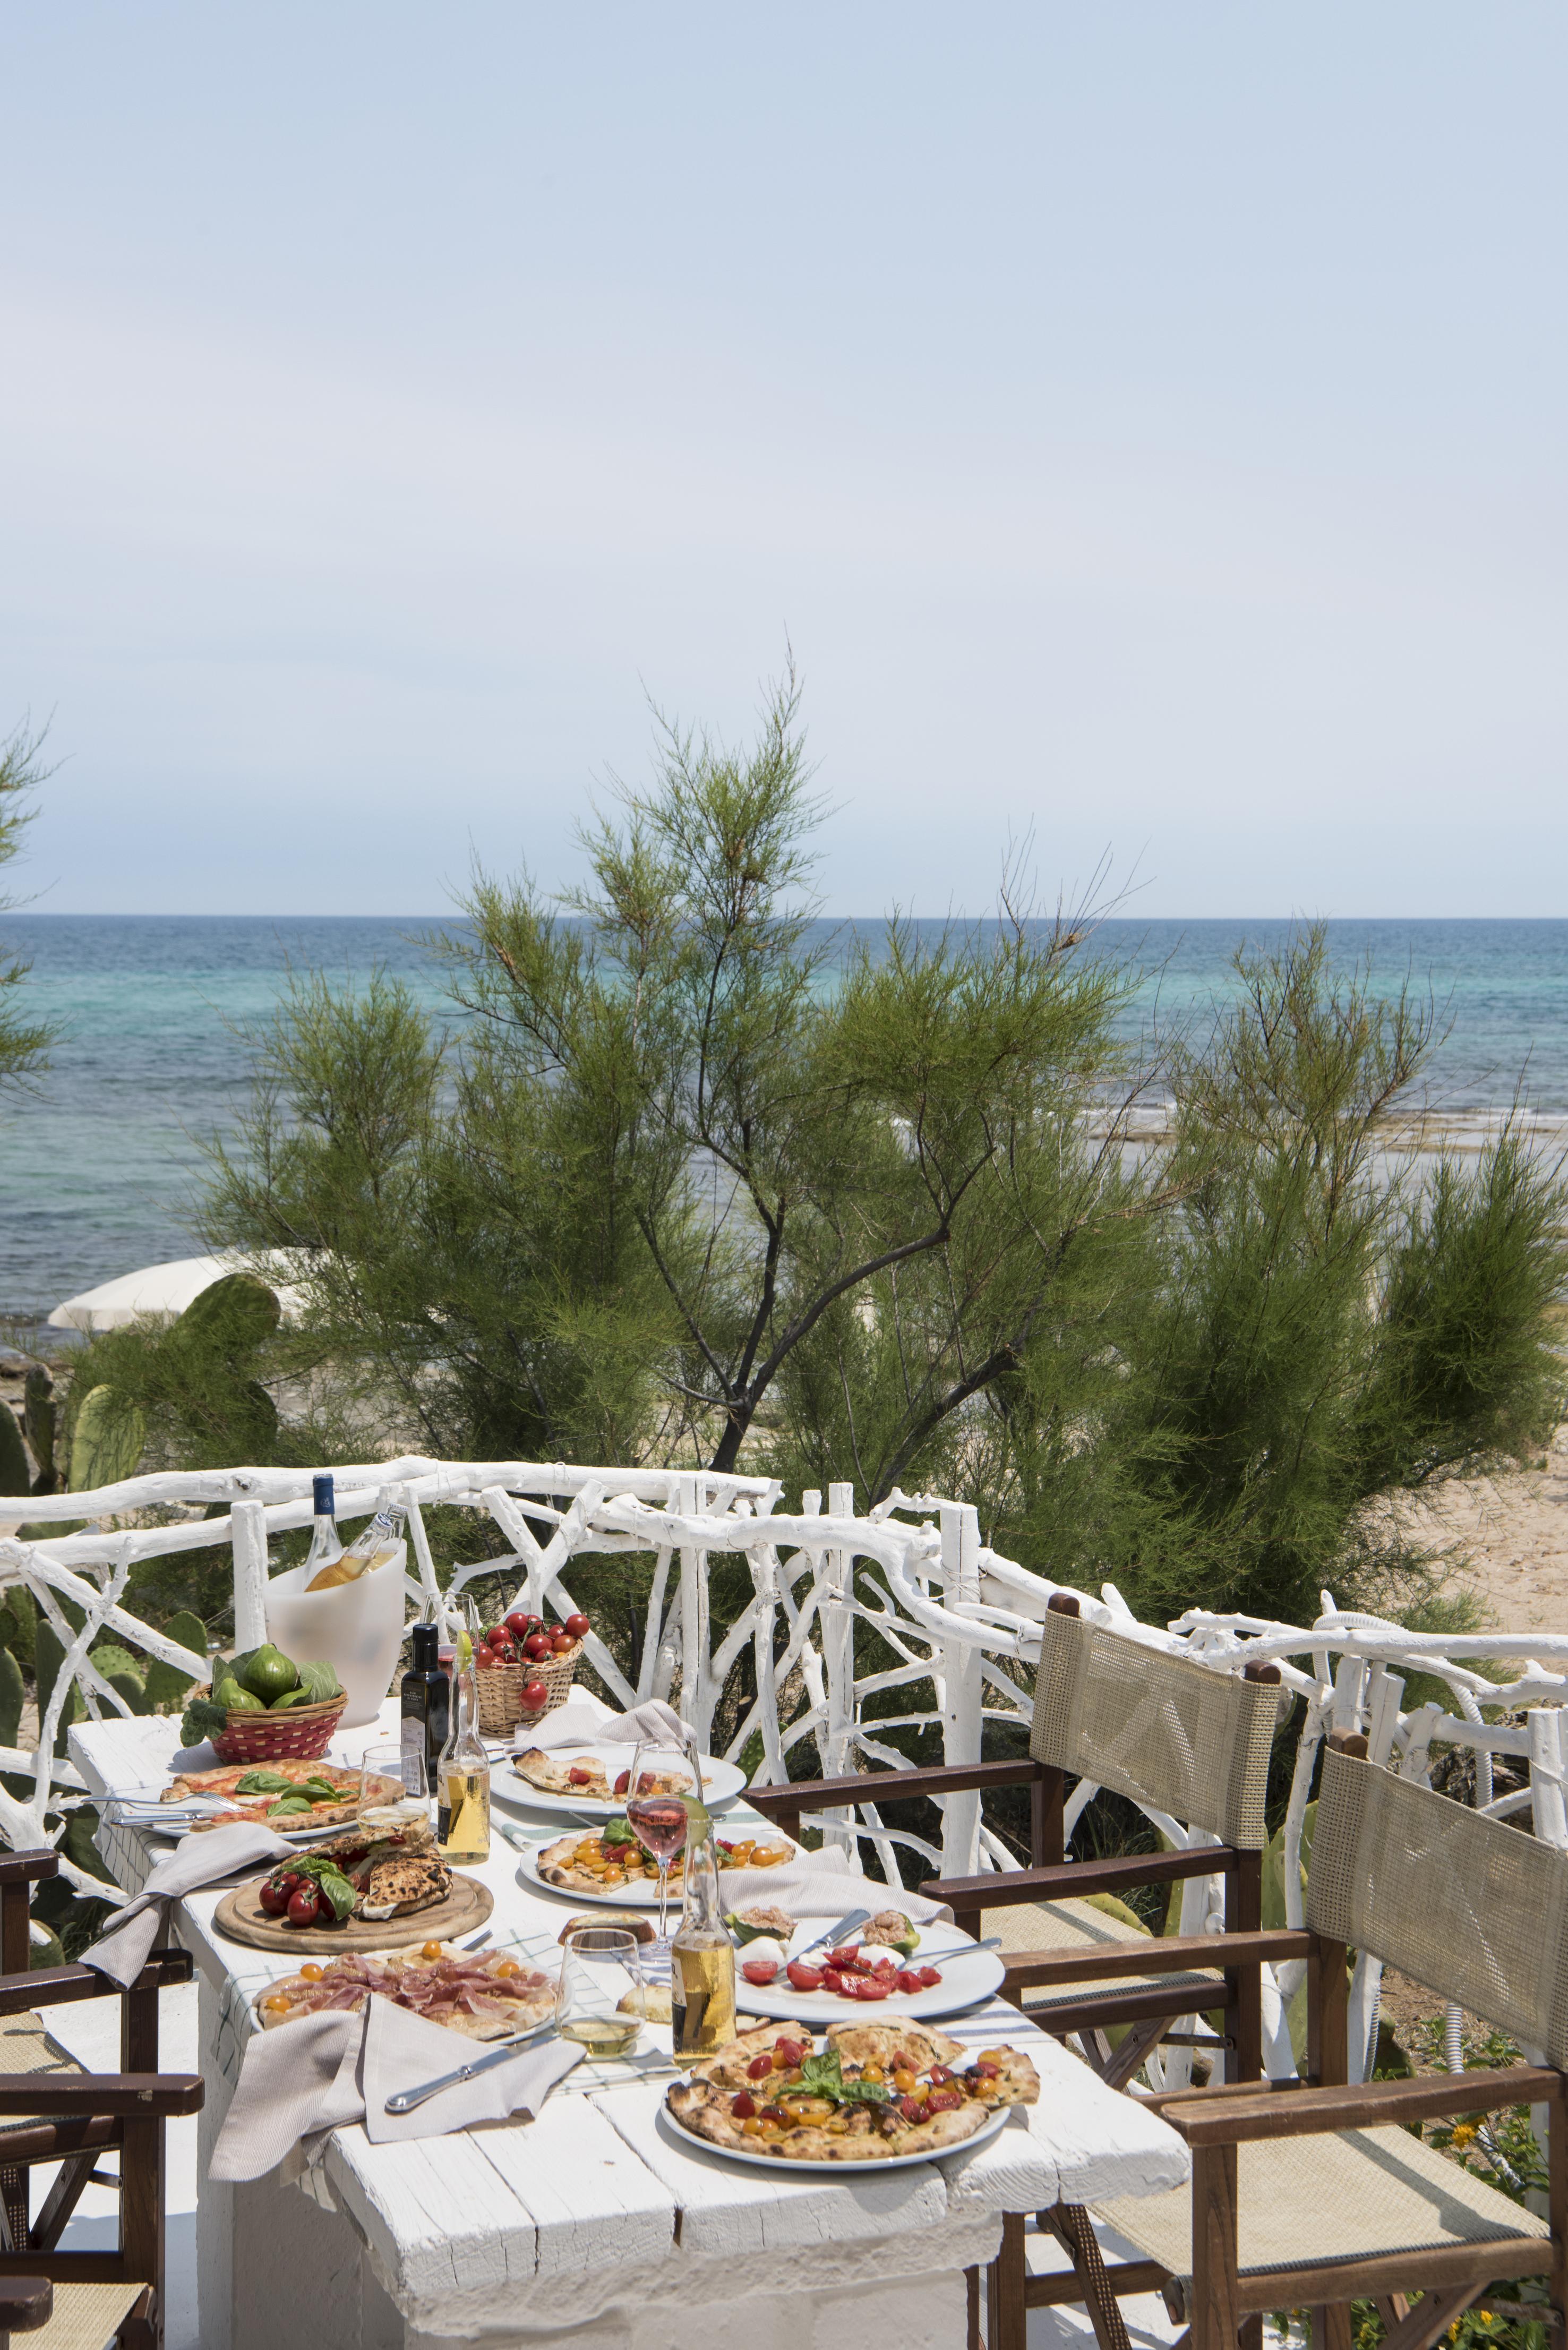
665;2020;1038;2162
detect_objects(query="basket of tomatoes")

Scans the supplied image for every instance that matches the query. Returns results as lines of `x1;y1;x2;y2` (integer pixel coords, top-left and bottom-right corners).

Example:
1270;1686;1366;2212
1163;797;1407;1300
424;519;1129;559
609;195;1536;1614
473;1608;589;1736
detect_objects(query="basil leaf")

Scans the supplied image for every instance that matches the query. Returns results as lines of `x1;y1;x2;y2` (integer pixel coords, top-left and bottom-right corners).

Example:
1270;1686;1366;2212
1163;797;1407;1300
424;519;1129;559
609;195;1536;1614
797;2048;890;2105
235;1770;295;1795
314;1866;358;1921
267;1795;314;1816
603;1818;637;1847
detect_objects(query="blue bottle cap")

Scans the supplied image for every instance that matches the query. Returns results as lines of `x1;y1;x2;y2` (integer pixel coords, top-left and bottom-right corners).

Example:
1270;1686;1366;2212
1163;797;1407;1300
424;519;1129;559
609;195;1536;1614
313;1473;335;1516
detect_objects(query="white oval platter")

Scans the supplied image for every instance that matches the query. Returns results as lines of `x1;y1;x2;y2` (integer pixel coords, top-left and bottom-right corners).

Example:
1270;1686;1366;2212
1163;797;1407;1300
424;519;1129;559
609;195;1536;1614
656;2097;1011;2175
732;1922;1004;2022
494;1744;747;1822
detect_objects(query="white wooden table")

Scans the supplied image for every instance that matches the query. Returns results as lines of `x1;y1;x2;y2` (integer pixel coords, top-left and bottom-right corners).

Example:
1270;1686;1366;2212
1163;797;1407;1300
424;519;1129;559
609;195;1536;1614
71;1705;1189;2350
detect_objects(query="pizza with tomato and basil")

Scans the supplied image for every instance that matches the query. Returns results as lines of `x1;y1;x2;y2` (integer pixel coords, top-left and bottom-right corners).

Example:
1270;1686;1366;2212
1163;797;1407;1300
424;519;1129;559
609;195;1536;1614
665;2018;1038;2163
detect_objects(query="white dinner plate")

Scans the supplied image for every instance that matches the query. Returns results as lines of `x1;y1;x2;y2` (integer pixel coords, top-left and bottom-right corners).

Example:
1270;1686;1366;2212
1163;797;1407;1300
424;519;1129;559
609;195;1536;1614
656;2097;1011;2175
731;1921;1004;2022
494;1744;747;1822
109;1780;380;1846
515;1834;800;1908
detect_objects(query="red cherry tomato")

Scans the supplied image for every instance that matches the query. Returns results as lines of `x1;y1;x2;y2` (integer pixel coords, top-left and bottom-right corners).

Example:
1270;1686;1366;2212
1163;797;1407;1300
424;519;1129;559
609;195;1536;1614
916;1965;941;1987
522;1633;551;1661
973;2061;1001;2079
853;1975;889;2000
259;1881;290;1916
564;1611;590;1638
927;2088;964;2114
927;2065;952;2085
503;1611;532;1640
890;2050;914;2072
550;1630;575;1654
899;2095;927;2124
474;1646;500;1669
759;2104;789;2125
614;1770;631;1796
871;1958;897;1976
287;1886;322;1927
822;1969;847;1996
774;2037;805;2065
520;1679;549;1708
483;1623;509;1650
568;1767;593;1786
741;1958;780;1986
785;1960;825;1993
747;2054;774;2081
894;1970;922;1995
491;1643;517;1666
731;2090;757;2120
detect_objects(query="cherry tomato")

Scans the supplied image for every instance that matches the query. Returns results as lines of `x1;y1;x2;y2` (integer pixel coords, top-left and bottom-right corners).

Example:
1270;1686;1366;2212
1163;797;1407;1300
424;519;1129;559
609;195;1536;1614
259;1881;290;1916
287;1886;322;1927
927;2088;964;2114
822;1969;847;1996
522;1633;551;1661
614;1769;631;1796
747;2054;774;2081
829;1945;864;1971
899;2096;927;2124
785;1960;824;1993
504;1612;532;1640
520;1679;549;1708
895;1970;922;1994
568;1766;593;1786
759;2104;789;2125
564;1611;590;1638
490;1643;517;1665
974;2060;1001;2079
890;2049;913;2072
853;1975;889;2000
731;2090;757;2120
916;1966;942;1987
928;2065;953;2085
550;1631;575;1654
871;1958;897;1976
484;1623;509;1649
774;2037;805;2065
742;1958;780;1985
474;1646;500;1670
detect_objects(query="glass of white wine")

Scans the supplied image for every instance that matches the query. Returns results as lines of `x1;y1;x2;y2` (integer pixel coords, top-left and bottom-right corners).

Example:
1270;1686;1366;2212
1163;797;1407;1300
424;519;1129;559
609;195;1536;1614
555;1925;647;2060
358;1742;428;1833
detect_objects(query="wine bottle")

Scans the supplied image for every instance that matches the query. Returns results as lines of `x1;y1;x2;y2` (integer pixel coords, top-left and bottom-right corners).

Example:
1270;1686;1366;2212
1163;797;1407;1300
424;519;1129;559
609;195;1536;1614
436;1631;491;1863
400;1621;449;1793
305;1485;406;1592
303;1474;342;1579
671;1817;736;2065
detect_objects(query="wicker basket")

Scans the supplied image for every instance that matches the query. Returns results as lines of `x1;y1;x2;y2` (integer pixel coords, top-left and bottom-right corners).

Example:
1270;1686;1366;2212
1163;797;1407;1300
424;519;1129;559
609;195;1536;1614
476;1645;579;1739
196;1685;349;1765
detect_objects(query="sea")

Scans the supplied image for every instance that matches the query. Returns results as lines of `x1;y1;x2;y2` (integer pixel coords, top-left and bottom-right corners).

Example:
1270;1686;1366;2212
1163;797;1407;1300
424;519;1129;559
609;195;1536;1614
2;915;1566;1330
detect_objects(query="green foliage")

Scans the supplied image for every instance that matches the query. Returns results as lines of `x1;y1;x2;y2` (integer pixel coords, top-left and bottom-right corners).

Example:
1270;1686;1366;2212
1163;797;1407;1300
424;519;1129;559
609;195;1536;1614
88;1640;151;1715
0;719;55;1096
0;1587;36;1675
143;1609;208;1712
0;1405;28;1498
22;1364;56;1490
0;1645;23;1749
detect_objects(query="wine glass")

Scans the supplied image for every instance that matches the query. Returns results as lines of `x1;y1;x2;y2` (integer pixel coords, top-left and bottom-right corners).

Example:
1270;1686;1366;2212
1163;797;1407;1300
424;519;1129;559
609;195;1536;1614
624;1733;699;1951
358;1742;428;1831
555;1925;647;2059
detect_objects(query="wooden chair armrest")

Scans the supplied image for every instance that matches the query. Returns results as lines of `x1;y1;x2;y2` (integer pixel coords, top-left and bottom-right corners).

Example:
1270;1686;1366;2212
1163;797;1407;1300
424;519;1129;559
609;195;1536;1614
0;2073;204;2119
922;1847;1239;1912
1001;1929;1309;1992
0;1852;59;1890
1161;2065;1563;2146
0;2275;52;2331
0;1950;193;2016
747;1759;1043;1820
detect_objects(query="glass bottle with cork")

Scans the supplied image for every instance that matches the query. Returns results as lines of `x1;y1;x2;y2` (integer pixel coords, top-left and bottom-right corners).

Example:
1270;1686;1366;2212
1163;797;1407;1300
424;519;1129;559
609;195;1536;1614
435;1626;491;1863
670;1802;736;2066
399;1603;450;1797
303;1473;342;1579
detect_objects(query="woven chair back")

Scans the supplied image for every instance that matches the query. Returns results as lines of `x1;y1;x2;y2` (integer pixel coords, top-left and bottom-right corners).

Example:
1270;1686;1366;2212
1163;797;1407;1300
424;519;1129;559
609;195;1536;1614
1029;1610;1281;1849
1309;1741;1568;2066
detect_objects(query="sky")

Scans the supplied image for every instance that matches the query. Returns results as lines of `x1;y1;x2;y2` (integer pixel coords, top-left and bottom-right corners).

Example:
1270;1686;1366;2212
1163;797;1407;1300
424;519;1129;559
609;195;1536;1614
1;5;1565;919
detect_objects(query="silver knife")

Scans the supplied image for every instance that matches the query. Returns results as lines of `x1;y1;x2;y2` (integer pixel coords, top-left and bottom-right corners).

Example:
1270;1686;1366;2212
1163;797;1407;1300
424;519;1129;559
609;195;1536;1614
384;2019;558;2115
790;1907;874;1960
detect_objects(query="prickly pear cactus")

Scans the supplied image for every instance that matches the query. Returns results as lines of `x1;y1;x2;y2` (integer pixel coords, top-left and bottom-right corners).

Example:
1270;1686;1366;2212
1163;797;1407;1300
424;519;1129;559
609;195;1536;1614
0;1406;28;1499
178;1273;280;1357
143;1610;207;1711
0;1646;23;1749
68;1385;145;1493
89;1643;151;1716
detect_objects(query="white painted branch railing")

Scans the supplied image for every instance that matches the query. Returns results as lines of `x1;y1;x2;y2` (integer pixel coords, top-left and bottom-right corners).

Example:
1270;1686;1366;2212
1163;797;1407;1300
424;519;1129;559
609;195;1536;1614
5;1451;1568;2093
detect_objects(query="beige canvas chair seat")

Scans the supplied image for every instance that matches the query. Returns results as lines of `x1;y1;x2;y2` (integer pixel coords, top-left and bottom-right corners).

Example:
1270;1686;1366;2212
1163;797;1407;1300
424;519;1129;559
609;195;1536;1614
1093;2120;1549;2284
981;1896;1222;2014
0;2014;82;2084
12;2279;145;2350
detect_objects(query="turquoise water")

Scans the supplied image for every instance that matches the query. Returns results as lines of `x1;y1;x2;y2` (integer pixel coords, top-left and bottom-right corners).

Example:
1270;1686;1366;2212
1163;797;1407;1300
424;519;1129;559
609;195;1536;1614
2;916;1565;1324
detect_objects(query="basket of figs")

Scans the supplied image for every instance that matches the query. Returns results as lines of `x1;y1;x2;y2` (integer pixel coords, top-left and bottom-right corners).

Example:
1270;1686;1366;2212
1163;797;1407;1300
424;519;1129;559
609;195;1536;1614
473;1610;588;1737
181;1646;347;1763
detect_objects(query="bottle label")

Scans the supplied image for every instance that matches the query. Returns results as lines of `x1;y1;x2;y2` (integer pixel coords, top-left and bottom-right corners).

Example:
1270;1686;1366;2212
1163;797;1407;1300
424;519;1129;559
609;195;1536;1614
399;1713;423;1791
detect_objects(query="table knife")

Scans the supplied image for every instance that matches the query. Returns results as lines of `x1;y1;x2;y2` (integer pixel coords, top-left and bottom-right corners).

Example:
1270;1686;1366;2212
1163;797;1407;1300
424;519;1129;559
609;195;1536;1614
790;1907;873;1959
384;2019;558;2115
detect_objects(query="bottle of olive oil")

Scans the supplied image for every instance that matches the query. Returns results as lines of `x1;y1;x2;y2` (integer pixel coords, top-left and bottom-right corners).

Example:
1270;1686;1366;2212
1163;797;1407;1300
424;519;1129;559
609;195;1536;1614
671;1815;736;2065
436;1629;491;1864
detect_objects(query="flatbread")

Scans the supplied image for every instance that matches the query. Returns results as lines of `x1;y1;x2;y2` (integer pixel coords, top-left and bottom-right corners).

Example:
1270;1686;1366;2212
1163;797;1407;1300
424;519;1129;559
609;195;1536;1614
665;2023;1038;2164
163;1759;397;1834
259;1821;452;1924
512;1750;707;1802
256;1945;556;2040
534;1825;791;1895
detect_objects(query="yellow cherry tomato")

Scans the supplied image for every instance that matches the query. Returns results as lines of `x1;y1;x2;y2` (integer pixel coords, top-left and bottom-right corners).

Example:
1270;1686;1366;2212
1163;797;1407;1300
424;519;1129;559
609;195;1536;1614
299;1963;324;1982
860;2062;885;2083
422;1942;444;1961
264;1995;290;2012
892;2068;916;2093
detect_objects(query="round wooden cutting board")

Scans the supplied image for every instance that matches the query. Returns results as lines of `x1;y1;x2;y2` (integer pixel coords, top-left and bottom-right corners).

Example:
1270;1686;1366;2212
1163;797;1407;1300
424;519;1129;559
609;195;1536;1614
212;1870;493;1954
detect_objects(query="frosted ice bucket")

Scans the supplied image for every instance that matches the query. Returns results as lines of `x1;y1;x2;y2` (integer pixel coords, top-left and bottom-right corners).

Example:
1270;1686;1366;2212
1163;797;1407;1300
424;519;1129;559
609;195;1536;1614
264;1540;408;1729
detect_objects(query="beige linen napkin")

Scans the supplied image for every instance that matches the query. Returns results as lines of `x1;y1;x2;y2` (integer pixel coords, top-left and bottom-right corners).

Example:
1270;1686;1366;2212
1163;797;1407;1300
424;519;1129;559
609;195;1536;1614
210;1995;582;2181
719;1846;952;1927
518;1697;690;1753
82;1821;293;1988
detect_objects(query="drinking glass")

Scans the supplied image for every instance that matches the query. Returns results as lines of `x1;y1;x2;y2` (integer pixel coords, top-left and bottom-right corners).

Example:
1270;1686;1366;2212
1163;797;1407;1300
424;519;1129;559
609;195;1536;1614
624;1734;699;1951
358;1741;428;1831
555;1926;647;2058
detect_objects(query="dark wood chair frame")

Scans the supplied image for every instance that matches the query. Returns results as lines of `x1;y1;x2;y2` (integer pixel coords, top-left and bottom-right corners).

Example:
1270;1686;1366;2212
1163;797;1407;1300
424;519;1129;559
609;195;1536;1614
0;1849;202;2350
982;1732;1568;2350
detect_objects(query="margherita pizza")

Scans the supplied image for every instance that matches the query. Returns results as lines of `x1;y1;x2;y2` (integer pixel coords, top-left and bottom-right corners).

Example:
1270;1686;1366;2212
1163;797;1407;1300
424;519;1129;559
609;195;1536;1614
162;1760;397;1832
